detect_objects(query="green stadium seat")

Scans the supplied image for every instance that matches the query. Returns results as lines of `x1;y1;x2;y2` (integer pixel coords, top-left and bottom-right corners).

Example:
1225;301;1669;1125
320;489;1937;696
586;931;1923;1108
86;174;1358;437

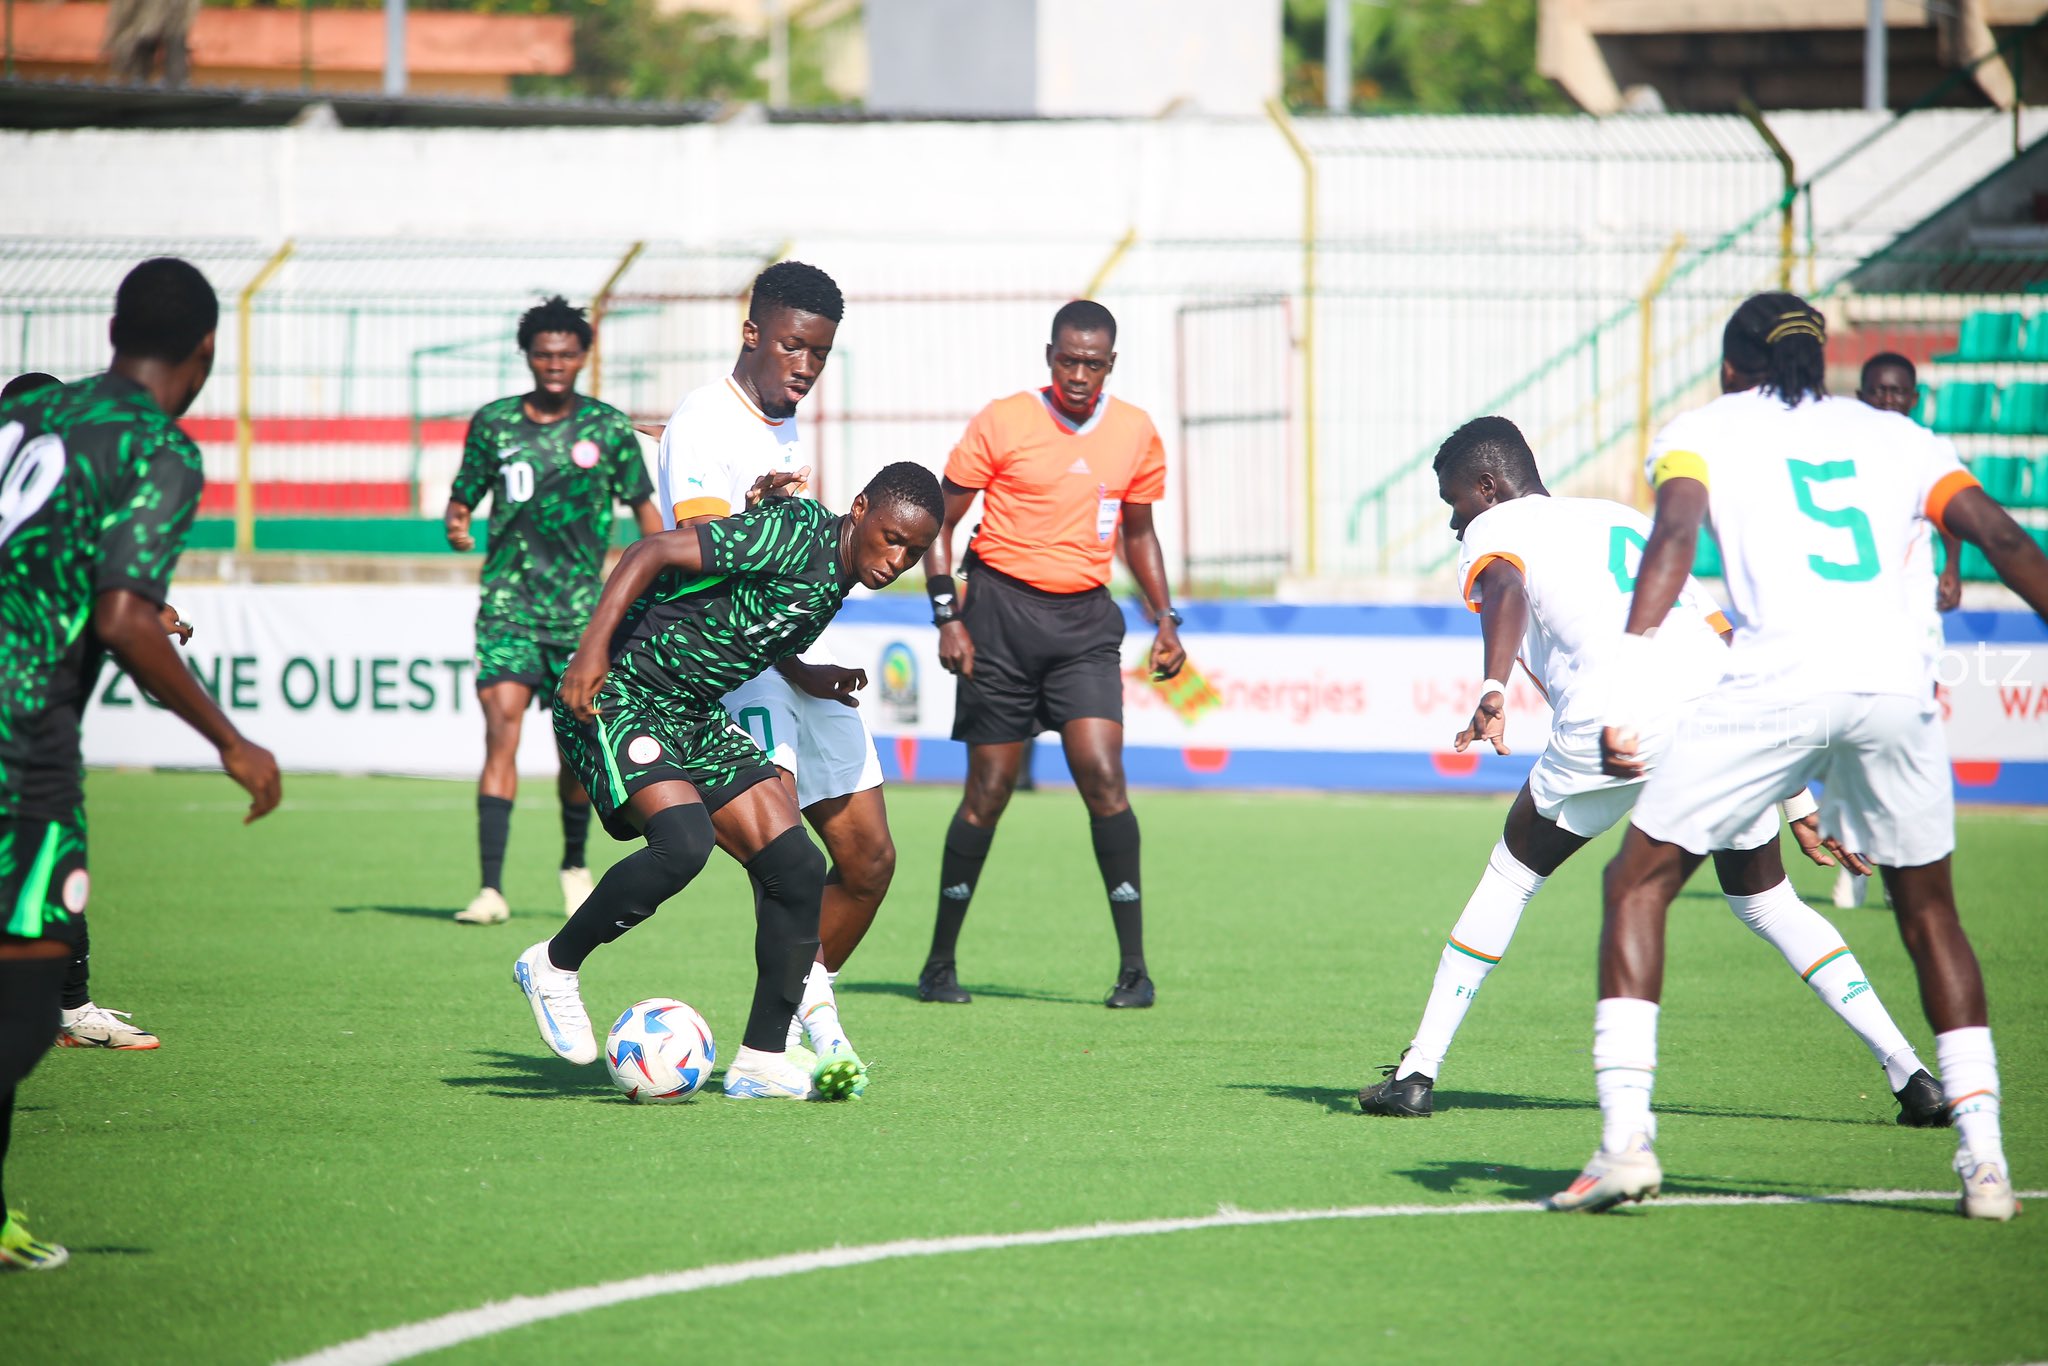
1949;311;2025;362
1960;540;1996;581
2023;316;2048;362
2031;456;2048;509
1909;385;1932;424
1933;381;1996;433
1970;454;2027;505
1993;382;2048;436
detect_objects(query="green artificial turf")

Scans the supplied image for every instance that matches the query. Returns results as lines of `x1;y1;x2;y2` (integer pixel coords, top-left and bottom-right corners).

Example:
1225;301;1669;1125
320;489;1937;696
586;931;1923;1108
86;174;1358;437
5;773;2044;1363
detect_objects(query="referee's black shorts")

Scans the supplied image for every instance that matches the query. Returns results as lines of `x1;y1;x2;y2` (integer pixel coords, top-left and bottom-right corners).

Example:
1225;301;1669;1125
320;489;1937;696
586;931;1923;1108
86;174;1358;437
952;556;1126;745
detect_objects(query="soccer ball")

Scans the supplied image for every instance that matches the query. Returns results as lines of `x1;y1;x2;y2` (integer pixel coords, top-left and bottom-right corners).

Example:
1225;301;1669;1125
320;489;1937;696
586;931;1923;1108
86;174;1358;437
604;998;715;1104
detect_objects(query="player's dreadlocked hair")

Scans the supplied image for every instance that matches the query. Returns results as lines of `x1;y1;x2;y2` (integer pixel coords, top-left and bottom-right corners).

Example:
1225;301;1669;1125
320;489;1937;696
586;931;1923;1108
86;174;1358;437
111;258;218;363
1724;292;1827;408
1432;415;1541;488
517;295;592;353
750;261;844;325
1051;299;1117;346
861;460;944;527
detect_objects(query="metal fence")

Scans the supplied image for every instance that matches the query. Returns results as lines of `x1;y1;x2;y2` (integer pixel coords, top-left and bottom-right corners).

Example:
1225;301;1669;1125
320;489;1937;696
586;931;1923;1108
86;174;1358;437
2;86;2043;590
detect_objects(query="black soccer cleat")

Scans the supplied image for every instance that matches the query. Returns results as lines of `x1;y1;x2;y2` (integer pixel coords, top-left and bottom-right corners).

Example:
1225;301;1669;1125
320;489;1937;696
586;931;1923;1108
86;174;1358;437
1358;1062;1434;1118
1104;969;1155;1009
917;961;973;1004
1894;1068;1952;1128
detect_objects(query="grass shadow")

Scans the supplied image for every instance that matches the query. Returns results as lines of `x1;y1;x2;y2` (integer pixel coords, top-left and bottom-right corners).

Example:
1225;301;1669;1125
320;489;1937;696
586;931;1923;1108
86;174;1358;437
441;1048;615;1101
838;980;1099;1006
1390;1160;1586;1201
1233;1083;1884;1129
71;1245;153;1257
334;904;462;921
1225;1082;1360;1115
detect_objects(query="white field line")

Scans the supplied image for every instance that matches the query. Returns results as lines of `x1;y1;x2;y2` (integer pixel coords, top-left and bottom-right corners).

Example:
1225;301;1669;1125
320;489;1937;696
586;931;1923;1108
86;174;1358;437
280;1188;2040;1366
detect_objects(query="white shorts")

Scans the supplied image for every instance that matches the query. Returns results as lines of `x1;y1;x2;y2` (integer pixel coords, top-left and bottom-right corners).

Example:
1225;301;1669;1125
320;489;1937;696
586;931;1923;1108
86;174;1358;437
1526;724;1778;848
722;669;884;811
1631;691;1953;868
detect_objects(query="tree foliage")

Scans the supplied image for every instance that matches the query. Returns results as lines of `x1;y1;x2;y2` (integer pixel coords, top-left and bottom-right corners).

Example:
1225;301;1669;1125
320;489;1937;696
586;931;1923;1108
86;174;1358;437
1283;0;1571;113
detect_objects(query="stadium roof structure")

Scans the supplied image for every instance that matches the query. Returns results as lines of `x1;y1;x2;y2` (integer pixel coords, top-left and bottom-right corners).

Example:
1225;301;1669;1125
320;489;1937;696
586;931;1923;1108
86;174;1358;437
0;78;725;129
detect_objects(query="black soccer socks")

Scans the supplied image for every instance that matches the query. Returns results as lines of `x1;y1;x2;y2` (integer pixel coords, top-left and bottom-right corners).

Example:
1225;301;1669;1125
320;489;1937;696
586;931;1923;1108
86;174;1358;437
546;803;714;971
741;827;826;1053
927;811;995;965
560;798;591;871
1091;807;1146;973
477;794;513;892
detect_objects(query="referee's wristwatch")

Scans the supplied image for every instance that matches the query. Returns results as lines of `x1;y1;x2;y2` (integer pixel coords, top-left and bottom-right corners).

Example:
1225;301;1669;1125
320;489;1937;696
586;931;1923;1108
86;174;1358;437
1159;607;1184;628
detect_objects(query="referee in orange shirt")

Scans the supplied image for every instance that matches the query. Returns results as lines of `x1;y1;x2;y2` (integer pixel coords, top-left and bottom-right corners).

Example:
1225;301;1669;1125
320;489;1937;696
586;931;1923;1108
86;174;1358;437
917;300;1185;1009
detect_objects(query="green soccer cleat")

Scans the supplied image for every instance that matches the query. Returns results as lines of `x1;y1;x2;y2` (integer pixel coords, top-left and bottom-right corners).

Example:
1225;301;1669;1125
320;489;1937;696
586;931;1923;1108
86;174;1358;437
811;1041;868;1101
0;1211;69;1271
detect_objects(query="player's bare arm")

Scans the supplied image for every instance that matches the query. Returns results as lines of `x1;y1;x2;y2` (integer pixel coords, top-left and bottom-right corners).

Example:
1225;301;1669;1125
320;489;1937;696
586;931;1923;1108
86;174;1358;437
1121;502;1184;681
558;529;709;721
444;498;476;552
1456;557;1527;756
1602;475;1706;778
96;587;280;822
930;478;980;679
1942;486;2048;621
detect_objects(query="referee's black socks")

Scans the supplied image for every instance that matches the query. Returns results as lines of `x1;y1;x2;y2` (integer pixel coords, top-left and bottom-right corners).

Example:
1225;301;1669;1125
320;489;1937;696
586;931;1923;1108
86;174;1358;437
1090;808;1146;973
927;812;994;965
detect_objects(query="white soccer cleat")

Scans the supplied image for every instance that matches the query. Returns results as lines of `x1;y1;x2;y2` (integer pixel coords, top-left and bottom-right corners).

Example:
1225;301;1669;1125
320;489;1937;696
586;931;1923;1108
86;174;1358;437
1956;1153;2020;1222
56;1002;160;1050
1548;1133;1663;1213
514;942;598;1065
1832;868;1869;910
560;867;595;918
722;1045;816;1100
456;887;510;925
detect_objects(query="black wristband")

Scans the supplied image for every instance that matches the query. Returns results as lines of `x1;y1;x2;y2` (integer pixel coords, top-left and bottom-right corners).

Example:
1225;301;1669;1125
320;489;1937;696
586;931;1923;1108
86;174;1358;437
928;574;959;626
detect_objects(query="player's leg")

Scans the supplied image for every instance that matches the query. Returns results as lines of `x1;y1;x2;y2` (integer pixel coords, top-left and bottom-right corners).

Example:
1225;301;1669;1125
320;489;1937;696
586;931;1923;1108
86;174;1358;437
459;645;536;922
1709;836;1940;1124
795;785;892;1083
514;698;717;1064
1047;587;1149;1007
921;741;1026;1002
1363;779;1595;1116
53;914;158;1051
1832;693;2013;1217
548;642;596;918
0;948;69;1271
707;776;838;1100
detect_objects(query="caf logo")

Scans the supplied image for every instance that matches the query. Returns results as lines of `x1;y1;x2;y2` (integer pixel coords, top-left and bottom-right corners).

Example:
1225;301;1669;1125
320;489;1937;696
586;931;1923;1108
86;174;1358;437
572;439;601;469
879;642;919;725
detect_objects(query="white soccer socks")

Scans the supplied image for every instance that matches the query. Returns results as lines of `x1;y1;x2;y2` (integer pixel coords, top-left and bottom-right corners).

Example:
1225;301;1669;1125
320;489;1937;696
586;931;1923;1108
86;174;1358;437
1400;840;1545;1080
798;961;848;1053
1937;1027;2005;1163
1593;997;1659;1153
1723;880;1923;1089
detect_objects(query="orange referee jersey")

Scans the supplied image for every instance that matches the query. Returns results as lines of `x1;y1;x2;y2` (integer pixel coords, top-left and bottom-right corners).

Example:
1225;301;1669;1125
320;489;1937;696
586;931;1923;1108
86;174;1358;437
945;388;1167;594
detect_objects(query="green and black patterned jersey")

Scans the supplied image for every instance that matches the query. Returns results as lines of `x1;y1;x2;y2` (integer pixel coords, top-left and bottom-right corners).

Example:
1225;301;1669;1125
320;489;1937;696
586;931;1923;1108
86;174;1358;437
450;394;653;644
0;373;204;819
602;498;852;713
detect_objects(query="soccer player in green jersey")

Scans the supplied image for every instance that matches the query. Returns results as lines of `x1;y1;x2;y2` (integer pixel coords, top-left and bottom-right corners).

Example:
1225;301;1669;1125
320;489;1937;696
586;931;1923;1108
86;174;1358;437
445;296;663;926
0;259;282;1271
512;462;943;1101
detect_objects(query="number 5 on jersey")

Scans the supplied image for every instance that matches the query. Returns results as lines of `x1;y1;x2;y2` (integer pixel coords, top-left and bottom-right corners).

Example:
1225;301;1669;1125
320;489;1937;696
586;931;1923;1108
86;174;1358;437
1787;459;1879;582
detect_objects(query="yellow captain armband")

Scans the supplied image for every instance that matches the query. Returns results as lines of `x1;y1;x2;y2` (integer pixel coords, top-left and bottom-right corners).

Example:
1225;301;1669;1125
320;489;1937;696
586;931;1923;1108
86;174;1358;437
1651;449;1709;489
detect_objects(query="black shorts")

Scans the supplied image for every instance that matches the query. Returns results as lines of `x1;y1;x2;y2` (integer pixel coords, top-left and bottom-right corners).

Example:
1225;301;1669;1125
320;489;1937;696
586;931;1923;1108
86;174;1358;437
475;618;577;697
952;558;1125;745
0;808;88;949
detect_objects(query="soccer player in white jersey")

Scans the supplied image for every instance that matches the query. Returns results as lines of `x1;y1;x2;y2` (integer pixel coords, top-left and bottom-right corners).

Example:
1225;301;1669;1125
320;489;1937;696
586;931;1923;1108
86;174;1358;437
1553;293;2048;1219
653;262;885;1093
1833;353;1963;908
1359;417;1941;1127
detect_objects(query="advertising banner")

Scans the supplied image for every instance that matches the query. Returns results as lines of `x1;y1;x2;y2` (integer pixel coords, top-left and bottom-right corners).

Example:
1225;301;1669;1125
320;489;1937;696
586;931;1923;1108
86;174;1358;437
83;588;2048;803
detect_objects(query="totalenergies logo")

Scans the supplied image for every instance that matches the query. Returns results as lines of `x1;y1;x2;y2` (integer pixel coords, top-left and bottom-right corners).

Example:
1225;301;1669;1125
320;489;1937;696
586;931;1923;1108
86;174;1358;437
879;641;919;724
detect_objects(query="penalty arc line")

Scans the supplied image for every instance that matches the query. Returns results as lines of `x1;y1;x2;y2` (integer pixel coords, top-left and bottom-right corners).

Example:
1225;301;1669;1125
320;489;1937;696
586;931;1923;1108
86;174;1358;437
280;1187;2040;1366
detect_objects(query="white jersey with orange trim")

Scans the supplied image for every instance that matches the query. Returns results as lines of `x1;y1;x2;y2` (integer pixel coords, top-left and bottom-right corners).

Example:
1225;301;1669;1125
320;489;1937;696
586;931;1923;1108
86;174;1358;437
1645;390;1977;703
655;376;806;528
1457;494;1729;736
